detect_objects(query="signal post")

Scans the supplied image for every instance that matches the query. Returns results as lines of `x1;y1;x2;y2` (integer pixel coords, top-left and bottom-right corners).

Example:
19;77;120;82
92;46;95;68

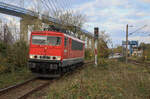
94;27;99;66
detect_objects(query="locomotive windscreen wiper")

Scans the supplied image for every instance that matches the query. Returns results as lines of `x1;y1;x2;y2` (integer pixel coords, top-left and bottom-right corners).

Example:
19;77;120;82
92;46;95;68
32;35;47;45
39;40;46;45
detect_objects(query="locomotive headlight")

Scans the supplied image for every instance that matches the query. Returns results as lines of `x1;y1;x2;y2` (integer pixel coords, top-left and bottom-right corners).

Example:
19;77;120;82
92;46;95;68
57;56;61;60
29;55;34;59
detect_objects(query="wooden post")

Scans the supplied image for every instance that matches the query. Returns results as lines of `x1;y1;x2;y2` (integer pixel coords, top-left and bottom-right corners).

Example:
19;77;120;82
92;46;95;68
126;24;128;64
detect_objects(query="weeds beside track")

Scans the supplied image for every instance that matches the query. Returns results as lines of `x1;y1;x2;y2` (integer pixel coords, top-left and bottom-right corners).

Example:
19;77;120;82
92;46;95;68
0;61;94;99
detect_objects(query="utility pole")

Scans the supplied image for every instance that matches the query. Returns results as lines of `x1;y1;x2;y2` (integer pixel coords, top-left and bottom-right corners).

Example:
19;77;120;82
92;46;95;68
124;24;147;63
111;43;113;57
126;24;128;64
94;27;99;66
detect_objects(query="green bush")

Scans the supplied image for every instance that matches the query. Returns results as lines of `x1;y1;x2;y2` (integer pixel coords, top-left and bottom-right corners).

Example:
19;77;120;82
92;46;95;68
0;42;7;57
117;57;126;62
98;58;109;69
0;57;10;73
0;40;28;73
85;49;94;60
8;40;29;68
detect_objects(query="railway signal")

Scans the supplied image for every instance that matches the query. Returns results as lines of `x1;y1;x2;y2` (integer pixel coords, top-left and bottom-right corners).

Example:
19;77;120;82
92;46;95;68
94;27;99;66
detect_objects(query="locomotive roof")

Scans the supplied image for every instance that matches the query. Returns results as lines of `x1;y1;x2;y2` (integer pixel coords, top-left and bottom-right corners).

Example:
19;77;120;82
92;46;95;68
64;34;84;44
31;31;85;44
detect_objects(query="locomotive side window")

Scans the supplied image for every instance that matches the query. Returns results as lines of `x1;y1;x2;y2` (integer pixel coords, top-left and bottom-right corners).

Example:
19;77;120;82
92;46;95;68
64;37;68;47
71;40;83;50
32;35;61;46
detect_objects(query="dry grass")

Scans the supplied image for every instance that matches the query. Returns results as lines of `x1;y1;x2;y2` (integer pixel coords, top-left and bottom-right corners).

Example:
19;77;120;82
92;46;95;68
45;60;150;99
0;67;33;89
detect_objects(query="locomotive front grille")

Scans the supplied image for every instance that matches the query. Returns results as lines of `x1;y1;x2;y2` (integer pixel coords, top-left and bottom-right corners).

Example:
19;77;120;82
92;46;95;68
29;62;58;69
40;56;51;60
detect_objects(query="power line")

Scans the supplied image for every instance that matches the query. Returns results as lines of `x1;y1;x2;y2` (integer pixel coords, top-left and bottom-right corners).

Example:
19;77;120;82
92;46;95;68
40;0;50;11
62;0;74;20
68;0;73;14
47;0;57;14
62;0;67;9
66;0;72;12
68;0;72;8
51;0;58;12
129;25;147;36
40;0;55;16
63;0;68;9
51;0;60;18
55;0;64;18
39;0;52;15
59;0;67;13
30;0;42;13
56;0;65;12
131;31;150;36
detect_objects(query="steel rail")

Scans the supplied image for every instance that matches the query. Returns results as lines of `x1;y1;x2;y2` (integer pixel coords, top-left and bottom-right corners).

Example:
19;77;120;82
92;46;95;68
128;59;150;67
0;77;37;95
18;81;52;99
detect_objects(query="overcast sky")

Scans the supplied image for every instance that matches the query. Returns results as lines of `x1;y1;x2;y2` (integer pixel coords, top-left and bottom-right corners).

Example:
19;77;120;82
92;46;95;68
72;0;150;46
0;0;150;46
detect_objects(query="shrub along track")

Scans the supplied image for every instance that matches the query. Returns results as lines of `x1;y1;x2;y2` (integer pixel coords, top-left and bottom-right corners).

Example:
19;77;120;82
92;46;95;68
0;61;93;99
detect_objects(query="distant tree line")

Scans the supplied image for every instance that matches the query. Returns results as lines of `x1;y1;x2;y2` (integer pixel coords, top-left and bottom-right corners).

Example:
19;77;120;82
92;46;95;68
139;43;150;60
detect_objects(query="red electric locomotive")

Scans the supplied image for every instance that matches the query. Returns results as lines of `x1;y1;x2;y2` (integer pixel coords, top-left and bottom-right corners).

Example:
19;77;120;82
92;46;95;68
28;29;85;77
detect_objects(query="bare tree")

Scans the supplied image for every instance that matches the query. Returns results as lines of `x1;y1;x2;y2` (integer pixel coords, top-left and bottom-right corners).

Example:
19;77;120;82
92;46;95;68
0;19;3;41
30;0;43;13
3;24;14;44
98;31;111;58
40;0;87;28
0;18;18;44
56;11;86;27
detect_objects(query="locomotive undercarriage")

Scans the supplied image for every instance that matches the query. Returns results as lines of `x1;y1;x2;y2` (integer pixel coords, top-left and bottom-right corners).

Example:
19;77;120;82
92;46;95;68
28;59;84;78
28;59;62;77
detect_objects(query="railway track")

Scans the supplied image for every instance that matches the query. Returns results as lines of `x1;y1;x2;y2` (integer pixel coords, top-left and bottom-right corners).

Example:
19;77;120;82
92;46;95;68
0;61;93;99
0;77;52;99
0;77;37;95
18;79;52;99
129;59;150;67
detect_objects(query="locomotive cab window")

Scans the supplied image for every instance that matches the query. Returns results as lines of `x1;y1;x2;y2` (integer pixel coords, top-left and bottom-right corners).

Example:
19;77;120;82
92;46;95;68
32;35;47;45
32;35;61;46
47;36;61;46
